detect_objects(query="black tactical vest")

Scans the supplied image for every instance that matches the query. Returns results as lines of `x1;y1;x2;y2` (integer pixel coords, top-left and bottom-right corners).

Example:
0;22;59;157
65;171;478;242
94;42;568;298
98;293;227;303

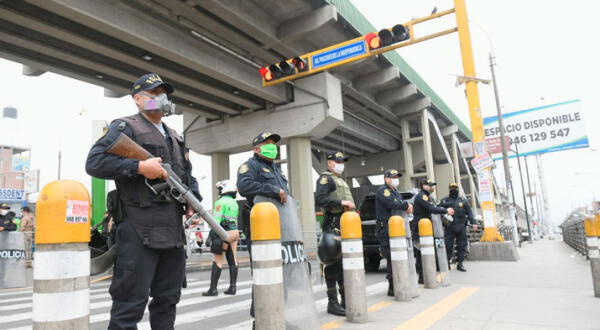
115;113;188;248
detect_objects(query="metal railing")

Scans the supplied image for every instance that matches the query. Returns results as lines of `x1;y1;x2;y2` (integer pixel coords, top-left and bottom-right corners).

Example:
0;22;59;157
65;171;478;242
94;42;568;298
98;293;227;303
561;219;588;257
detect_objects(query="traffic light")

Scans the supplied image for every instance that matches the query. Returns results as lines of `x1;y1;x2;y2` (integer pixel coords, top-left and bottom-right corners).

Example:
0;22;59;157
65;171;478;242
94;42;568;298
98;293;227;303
365;32;381;50
377;24;409;46
259;57;309;82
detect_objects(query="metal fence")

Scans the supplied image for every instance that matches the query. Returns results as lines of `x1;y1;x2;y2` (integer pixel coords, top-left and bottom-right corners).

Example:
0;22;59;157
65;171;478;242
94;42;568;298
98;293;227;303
560;218;588;257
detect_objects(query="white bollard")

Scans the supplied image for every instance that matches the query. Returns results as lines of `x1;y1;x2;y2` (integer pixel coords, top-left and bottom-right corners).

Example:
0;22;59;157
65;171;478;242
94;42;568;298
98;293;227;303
389;216;411;301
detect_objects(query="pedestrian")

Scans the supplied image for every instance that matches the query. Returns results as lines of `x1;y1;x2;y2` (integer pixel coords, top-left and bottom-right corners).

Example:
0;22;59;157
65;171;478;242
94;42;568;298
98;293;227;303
86;73;202;330
314;151;354;316
201;180;240;296
0;204;17;232
411;180;453;284
19;206;35;264
375;169;413;296
440;183;477;272
236;131;288;323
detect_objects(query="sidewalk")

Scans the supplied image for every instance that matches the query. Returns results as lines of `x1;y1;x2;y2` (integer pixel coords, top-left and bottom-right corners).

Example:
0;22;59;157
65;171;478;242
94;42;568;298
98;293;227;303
320;238;600;329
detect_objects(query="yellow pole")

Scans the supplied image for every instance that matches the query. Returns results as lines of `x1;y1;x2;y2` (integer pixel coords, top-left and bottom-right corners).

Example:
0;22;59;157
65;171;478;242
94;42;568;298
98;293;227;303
454;0;502;242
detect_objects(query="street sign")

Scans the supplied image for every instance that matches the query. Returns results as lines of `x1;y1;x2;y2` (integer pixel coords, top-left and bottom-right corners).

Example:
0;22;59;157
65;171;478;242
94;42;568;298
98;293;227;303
310;40;367;70
0;189;25;202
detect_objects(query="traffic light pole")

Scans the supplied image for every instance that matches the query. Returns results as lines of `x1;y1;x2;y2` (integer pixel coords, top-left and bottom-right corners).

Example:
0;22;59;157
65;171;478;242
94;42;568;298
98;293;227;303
454;0;502;241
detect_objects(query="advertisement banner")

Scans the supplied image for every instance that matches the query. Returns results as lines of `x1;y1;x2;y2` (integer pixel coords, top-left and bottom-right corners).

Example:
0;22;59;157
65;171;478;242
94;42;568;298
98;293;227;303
11;155;30;172
483;99;588;158
0;189;25;202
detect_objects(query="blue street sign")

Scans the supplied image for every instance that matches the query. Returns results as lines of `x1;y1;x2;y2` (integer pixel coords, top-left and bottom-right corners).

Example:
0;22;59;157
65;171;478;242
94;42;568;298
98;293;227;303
311;40;367;70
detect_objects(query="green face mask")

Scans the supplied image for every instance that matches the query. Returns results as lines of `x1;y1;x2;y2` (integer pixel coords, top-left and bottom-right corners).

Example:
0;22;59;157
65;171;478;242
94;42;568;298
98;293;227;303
259;143;278;159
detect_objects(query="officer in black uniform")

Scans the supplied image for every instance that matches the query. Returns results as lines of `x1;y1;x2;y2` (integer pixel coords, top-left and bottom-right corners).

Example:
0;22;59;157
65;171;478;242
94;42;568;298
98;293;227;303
86;73;201;330
236;132;288;323
411;179;453;284
314;151;354;316
375;169;413;296
0;204;17;232
440;182;476;272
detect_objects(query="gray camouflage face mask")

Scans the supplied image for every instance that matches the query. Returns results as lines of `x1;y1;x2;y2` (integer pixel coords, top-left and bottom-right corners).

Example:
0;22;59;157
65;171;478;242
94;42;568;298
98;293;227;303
142;93;181;116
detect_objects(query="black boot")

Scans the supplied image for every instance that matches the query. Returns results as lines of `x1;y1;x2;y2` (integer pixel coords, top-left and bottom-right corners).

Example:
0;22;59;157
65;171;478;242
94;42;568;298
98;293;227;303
339;285;345;308
418;273;424;284
387;278;394;297
203;262;221;296
224;265;238;295
326;287;346;316
457;262;467;272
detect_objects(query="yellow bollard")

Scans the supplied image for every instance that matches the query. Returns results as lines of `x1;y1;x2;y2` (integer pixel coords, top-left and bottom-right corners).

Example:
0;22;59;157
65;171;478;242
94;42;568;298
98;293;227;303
341;211;367;323
388;216;411;301
33;180;91;329
418;218;438;289
587;215;600;297
250;202;284;329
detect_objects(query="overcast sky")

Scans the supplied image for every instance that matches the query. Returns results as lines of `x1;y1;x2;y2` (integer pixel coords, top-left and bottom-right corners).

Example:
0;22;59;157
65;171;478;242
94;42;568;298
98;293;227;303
0;0;598;227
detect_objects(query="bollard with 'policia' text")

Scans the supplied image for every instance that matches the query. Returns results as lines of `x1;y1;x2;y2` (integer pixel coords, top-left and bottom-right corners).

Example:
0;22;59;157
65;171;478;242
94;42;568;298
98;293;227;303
33;180;91;330
341;211;368;323
585;215;600;297
250;202;285;329
388;215;411;301
419;218;438;289
403;213;420;298
431;214;451;286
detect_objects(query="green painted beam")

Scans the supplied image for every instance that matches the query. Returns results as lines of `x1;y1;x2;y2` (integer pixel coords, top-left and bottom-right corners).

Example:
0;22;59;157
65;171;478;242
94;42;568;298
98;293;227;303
327;0;472;140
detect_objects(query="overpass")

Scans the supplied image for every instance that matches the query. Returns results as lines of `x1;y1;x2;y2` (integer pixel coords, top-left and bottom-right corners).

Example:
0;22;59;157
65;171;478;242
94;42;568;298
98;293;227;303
0;0;487;250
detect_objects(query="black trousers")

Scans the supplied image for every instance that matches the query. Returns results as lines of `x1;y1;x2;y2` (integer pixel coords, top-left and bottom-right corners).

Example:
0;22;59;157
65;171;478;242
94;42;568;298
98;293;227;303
445;226;468;263
324;259;344;289
108;222;186;330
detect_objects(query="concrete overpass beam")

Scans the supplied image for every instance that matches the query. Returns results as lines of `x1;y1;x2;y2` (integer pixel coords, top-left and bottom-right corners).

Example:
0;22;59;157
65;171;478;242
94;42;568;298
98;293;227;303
375;84;418;107
393;97;432;117
352;67;400;92
340;115;400;151
22;65;46;77
185;71;342;154
277;5;337;42
103;88;127;98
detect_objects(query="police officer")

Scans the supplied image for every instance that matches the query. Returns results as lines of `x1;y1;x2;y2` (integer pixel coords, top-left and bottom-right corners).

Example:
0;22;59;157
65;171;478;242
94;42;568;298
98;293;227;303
412;180;453;284
0;204;16;232
202;180;240;296
86;73;201;330
236;132;288;323
375;169;413;296
440;183;476;272
314;151;354;316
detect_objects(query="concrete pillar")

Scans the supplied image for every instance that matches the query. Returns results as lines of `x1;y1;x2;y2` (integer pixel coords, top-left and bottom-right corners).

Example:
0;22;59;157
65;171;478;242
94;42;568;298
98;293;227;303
287;137;318;254
211;152;230;202
400;119;414;190
421;109;436;198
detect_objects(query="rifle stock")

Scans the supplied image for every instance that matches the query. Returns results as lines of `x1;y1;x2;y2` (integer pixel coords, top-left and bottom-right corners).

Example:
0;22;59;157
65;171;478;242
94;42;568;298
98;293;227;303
107;133;153;161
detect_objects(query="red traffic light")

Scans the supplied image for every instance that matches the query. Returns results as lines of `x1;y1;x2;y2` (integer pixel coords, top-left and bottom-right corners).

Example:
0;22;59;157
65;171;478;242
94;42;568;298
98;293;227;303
259;67;273;81
365;32;381;50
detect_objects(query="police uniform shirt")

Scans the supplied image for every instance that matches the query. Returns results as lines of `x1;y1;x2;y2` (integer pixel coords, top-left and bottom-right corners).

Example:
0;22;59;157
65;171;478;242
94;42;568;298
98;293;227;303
237;154;289;206
0;215;17;232
314;173;354;212
411;189;447;237
375;185;409;223
440;195;475;229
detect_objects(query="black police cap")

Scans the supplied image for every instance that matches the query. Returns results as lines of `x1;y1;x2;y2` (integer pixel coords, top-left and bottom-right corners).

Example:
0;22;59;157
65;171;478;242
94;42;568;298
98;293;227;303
419;179;436;187
252;132;281;146
384;169;402;178
131;73;174;95
326;151;349;162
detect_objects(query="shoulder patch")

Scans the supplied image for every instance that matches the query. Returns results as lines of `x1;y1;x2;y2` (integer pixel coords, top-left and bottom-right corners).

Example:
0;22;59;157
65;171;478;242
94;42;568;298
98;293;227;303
319;176;328;185
422;194;429;201
117;121;127;131
383;189;391;197
262;168;271;173
238;163;249;174
458;202;463;207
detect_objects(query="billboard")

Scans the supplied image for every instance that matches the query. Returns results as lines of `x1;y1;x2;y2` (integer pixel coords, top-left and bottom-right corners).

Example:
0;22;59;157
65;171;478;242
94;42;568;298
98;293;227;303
0;189;25;202
483;99;588;158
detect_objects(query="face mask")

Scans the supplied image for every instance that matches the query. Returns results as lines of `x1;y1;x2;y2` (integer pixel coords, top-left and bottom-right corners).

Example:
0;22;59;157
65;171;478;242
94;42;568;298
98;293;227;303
259;143;278;159
333;163;345;174
142;93;180;116
0;210;7;216
450;188;459;197
391;178;400;187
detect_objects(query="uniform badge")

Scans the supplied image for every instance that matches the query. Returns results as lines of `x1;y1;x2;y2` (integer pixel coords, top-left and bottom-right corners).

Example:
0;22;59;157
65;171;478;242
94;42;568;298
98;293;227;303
238;163;248;174
319;176;328;185
459;202;463;207
383;189;391;197
423;195;429;201
262;168;271;173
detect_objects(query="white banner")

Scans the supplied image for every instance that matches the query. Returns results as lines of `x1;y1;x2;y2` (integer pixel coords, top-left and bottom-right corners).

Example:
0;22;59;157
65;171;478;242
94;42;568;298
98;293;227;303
470;153;494;172
483;99;588;158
